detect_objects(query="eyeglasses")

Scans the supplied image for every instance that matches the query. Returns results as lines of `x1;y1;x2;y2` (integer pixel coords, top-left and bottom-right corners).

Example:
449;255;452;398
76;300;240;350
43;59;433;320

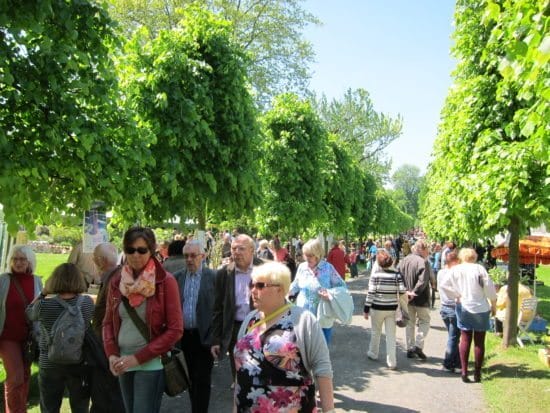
249;282;280;290
183;253;201;259
231;245;250;253
124;247;149;255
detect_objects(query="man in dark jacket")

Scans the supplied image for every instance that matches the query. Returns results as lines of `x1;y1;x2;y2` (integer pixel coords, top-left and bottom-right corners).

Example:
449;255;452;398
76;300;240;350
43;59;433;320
174;240;217;413
398;240;432;360
211;234;263;383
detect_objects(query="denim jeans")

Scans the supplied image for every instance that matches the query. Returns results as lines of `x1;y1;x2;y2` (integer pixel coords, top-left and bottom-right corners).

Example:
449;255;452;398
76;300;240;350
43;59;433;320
322;327;333;344
440;305;460;369
118;369;164;413
39;366;90;413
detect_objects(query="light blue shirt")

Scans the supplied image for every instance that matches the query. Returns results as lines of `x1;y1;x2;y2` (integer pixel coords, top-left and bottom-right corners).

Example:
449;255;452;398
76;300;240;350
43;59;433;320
235;264;253;322
289;259;347;316
183;267;202;329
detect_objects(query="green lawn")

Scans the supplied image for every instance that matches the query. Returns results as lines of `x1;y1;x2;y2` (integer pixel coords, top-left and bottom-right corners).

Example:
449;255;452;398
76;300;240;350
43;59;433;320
482;264;550;413
35;252;69;280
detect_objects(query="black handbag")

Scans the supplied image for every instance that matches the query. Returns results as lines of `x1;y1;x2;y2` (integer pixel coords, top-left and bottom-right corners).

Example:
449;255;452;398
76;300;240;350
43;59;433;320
10;275;40;363
121;297;191;396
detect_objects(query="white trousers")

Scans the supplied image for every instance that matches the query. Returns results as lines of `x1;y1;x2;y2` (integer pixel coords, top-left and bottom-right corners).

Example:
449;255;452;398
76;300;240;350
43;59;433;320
368;309;397;368
405;304;430;350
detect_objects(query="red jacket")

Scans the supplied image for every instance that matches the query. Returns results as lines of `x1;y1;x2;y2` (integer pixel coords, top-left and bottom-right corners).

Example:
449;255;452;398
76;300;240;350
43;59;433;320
102;258;183;364
327;246;346;277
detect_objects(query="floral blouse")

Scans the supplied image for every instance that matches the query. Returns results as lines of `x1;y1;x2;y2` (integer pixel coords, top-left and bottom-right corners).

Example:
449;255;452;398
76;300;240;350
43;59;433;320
288;259;346;316
233;309;317;413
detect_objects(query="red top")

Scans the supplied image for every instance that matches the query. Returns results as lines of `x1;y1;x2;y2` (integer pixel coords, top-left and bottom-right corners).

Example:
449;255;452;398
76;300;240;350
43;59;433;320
0;272;34;341
327;246;346;277
102;258;183;364
275;247;289;263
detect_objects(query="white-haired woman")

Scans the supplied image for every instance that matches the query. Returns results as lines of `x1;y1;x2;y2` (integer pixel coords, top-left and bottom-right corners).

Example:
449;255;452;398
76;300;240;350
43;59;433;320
234;262;335;413
0;245;43;412
288;239;347;344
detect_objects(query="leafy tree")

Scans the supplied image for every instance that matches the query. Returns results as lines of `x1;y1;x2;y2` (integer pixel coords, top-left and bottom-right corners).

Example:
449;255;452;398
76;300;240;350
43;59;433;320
421;0;549;346
313;88;403;169
370;189;414;235
118;7;259;229
0;0;153;233
321;137;366;235
257;93;328;235
391;164;424;219
108;0;318;107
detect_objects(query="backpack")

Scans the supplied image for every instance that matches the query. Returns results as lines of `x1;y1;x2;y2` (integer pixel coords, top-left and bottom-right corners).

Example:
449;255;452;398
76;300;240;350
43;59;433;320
46;295;86;364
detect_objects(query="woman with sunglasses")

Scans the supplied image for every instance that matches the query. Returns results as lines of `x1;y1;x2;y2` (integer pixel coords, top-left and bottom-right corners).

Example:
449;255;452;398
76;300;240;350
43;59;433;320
0;245;43;413
102;227;183;413
234;261;335;413
288;238;347;344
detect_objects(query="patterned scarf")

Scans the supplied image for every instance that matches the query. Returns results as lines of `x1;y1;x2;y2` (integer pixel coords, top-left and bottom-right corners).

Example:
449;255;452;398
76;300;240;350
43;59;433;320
119;258;156;307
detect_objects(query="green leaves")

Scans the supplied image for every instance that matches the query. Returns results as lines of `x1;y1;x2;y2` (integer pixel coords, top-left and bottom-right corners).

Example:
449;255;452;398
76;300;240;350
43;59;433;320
118;6;259;226
422;0;549;242
0;0;153;233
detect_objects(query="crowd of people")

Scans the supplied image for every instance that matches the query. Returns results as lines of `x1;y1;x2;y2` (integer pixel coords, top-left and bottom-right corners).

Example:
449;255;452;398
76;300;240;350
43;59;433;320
0;228;518;412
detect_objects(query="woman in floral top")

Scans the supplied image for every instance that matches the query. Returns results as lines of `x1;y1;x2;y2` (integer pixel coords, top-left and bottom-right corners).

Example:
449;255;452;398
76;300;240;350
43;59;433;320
288;239;347;344
234;262;335;413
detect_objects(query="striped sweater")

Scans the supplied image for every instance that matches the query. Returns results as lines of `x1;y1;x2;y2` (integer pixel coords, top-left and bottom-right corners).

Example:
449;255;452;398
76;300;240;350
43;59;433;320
364;268;406;313
26;294;94;369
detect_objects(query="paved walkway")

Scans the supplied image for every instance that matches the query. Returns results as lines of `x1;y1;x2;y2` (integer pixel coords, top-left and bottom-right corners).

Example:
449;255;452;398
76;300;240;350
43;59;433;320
161;274;487;412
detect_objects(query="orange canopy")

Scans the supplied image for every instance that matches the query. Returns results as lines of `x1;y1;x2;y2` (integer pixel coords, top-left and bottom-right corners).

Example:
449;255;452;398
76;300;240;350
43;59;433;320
491;235;550;264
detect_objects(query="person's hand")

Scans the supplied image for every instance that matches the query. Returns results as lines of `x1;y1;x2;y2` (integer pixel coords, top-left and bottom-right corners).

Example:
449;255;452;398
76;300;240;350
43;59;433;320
406;291;416;301
363;312;369;320
318;288;330;301
109;355;122;376
211;345;221;359
111;355;138;376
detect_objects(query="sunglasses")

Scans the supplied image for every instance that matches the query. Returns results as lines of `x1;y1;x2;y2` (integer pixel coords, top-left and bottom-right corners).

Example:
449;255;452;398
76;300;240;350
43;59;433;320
183;253;201;259
124;247;149;255
249;282;280;290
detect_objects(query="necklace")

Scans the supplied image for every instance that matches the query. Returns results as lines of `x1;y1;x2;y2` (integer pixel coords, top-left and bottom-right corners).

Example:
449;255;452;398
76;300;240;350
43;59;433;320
247;302;292;333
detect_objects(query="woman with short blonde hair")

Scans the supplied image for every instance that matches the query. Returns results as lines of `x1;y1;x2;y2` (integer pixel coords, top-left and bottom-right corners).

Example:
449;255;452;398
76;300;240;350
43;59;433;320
234;261;334;412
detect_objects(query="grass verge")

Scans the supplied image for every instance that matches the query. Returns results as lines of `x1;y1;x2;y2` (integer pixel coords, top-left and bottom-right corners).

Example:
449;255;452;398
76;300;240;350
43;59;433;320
35;253;69;280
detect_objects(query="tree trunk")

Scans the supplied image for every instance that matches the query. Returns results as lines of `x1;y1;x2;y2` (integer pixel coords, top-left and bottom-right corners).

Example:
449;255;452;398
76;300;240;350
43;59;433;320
196;201;207;231
503;215;520;347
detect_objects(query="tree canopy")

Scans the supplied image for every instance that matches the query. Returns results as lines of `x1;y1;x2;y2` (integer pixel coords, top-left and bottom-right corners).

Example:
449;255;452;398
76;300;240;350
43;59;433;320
107;0;318;107
0;0;152;233
313;88;403;169
421;0;549;346
392;164;424;220
117;7;260;228
257;93;328;235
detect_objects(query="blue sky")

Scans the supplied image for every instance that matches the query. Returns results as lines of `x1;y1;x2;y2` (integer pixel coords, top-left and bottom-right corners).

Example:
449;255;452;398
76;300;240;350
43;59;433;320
303;0;456;174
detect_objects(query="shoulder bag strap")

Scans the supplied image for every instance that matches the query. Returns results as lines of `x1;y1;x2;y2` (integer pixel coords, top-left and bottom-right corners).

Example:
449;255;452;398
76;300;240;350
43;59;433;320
121;296;150;342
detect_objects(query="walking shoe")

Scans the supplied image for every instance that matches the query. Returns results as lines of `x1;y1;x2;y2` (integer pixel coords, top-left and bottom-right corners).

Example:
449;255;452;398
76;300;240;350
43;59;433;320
414;346;427;360
367;351;378;361
406;349;416;358
474;372;481;383
442;366;455;374
461;375;471;383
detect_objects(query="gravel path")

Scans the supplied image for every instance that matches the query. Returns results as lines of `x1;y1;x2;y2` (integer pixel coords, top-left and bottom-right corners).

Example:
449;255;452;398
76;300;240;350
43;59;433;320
161;274;487;412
